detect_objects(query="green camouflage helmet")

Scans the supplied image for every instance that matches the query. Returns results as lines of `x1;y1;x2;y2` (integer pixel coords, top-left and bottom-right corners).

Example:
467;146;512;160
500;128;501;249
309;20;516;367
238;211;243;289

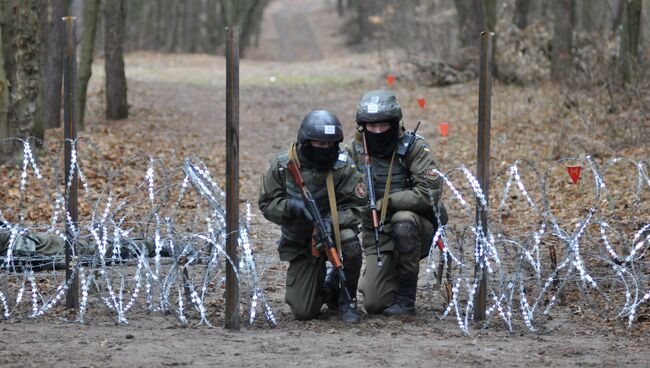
297;110;344;143
355;90;403;125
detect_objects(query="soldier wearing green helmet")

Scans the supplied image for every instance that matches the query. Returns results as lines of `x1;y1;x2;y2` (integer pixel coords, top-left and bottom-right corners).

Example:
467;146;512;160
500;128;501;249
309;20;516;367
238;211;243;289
347;90;448;316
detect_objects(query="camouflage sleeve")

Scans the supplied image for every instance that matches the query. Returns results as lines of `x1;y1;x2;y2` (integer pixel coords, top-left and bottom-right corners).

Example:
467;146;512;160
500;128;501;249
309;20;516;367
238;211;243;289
388;139;443;214
335;161;367;230
257;157;294;225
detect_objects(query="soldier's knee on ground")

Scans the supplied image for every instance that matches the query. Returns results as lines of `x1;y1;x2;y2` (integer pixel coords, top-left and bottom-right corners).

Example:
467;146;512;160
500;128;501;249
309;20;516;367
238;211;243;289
291;305;321;321
393;221;420;254
363;296;391;315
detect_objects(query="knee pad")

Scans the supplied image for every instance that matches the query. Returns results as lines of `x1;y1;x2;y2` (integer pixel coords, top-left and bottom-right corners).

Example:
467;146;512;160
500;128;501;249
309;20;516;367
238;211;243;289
393;221;419;254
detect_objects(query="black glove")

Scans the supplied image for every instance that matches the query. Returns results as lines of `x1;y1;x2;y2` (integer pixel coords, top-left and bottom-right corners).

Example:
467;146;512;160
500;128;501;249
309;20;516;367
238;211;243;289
287;199;313;221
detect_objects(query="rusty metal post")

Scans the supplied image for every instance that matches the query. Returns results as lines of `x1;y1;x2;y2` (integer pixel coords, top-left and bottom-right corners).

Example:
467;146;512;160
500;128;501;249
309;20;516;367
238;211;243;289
224;26;240;330
63;16;79;309
474;31;494;322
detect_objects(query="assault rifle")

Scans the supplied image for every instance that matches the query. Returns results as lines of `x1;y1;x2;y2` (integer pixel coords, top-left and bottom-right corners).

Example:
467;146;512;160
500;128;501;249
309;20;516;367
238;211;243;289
362;121;421;267
397;120;421;156
286;159;355;305
361;131;383;267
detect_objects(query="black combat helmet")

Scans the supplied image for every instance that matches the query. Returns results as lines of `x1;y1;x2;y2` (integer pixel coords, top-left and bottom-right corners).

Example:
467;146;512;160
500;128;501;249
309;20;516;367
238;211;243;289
355;90;403;125
297;110;344;143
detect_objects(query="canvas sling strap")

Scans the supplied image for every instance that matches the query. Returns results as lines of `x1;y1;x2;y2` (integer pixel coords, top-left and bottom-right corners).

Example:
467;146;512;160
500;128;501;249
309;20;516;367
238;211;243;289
378;150;398;226
288;143;342;256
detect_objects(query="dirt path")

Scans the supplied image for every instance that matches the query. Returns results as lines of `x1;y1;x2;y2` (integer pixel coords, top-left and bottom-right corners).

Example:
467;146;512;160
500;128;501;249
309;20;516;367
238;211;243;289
2;1;649;367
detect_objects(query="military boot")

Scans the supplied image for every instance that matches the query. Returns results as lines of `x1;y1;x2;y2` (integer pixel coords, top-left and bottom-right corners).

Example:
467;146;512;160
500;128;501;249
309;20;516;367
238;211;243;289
338;276;361;323
383;273;418;316
339;300;361;323
322;266;340;311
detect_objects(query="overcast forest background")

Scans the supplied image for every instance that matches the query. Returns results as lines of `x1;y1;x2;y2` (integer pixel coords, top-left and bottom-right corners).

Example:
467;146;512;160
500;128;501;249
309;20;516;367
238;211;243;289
0;1;649;367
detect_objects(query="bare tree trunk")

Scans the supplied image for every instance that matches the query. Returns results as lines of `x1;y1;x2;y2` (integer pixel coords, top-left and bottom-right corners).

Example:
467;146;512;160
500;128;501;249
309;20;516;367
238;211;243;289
514;0;531;29
0;4;11;156
612;0;625;32
641;0;650;49
34;0;67;140
206;0;222;52
357;0;375;43
618;0;642;82
551;0;575;81
3;0;41;148
77;0;100;131
166;1;180;52
104;0;128;119
454;0;486;48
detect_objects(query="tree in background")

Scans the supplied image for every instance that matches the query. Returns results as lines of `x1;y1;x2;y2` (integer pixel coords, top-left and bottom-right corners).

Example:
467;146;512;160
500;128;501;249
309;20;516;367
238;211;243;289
0;0;41;159
0;4;9;156
513;0;531;30
104;0;128;120
551;0;575;81
618;0;642;82
33;0;68;141
124;0;269;56
77;0;100;131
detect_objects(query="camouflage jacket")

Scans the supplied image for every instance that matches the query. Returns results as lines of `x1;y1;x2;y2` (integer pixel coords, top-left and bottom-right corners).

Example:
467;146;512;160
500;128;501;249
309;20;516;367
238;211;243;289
346;127;448;228
258;148;367;261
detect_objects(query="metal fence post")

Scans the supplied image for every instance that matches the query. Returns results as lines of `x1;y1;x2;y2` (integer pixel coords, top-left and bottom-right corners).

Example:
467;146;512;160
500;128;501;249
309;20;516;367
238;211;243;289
474;31;494;322
225;26;240;330
63;16;79;309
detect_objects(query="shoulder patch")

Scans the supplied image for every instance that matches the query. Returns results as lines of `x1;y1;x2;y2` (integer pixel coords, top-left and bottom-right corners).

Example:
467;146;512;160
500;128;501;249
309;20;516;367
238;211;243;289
354;182;368;199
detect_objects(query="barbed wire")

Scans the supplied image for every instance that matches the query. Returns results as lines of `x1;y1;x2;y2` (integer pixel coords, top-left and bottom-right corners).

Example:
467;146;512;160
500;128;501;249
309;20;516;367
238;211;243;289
425;156;649;333
0;138;648;333
0;138;276;327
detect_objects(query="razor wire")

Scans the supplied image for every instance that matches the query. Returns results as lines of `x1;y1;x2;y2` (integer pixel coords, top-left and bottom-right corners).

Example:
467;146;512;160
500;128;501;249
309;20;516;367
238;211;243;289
0;138;276;327
1;138;648;334
424;156;650;334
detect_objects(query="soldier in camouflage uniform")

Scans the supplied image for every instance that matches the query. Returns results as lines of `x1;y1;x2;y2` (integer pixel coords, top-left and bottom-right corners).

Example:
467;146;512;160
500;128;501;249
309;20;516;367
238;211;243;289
346;90;448;316
258;110;367;323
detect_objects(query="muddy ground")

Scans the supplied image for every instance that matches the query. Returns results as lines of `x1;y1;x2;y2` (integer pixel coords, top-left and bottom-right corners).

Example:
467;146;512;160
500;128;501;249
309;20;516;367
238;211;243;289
1;1;649;367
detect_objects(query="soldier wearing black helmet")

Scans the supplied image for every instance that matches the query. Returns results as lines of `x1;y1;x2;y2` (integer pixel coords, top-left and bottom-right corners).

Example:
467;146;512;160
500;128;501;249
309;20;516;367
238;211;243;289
346;90;448;316
258;110;367;323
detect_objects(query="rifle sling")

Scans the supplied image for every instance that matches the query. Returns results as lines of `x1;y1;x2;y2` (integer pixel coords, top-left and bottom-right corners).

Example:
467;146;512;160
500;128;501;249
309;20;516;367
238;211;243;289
379;150;397;225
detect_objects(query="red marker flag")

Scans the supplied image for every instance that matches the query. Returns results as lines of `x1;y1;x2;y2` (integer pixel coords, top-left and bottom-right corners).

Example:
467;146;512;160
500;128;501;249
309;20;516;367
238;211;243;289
417;98;426;109
386;74;395;86
436;238;444;251
567;166;581;184
439;122;449;137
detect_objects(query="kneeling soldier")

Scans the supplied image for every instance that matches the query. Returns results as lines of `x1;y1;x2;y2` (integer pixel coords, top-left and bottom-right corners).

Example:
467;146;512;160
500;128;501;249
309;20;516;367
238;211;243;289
258;110;366;323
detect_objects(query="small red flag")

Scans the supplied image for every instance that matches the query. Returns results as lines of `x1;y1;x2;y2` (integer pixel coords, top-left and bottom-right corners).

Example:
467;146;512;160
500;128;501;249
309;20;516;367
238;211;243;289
439;122;449;137
386;74;395;86
567;166;581;184
417;98;426;109
436;238;444;251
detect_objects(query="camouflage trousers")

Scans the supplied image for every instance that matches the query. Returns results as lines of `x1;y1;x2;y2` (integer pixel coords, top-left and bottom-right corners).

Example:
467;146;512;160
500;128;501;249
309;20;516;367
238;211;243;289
359;211;434;314
283;228;362;320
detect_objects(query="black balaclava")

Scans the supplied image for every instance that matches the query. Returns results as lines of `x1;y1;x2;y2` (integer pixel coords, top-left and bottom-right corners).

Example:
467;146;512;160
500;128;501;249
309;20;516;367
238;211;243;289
298;142;340;170
364;123;399;158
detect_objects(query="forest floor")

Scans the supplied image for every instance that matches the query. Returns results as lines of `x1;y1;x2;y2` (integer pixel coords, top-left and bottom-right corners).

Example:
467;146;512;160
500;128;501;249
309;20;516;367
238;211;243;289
1;1;650;367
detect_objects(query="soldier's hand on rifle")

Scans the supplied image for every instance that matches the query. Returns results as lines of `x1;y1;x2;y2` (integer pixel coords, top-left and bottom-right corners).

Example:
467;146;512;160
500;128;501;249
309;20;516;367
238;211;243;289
313;217;333;252
287;199;313;221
